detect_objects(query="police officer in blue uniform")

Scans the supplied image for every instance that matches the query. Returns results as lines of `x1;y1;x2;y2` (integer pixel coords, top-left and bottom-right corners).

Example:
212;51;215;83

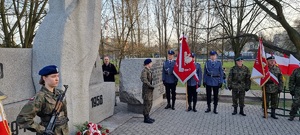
162;50;178;110
203;51;223;114
187;53;202;112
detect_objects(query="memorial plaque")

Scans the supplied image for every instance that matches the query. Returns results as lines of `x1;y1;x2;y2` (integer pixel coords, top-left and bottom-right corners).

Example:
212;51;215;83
119;58;165;113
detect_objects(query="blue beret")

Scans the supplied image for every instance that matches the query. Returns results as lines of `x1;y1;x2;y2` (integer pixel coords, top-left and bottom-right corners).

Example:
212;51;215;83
144;59;152;65
191;53;195;58
267;56;275;60
38;65;59;76
168;50;175;55
209;51;217;55
235;57;244;61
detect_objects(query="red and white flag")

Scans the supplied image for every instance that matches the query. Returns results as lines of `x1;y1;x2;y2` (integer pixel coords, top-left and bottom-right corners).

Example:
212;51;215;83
173;36;197;83
251;39;270;86
265;53;300;76
0;101;10;135
288;54;300;75
266;53;289;75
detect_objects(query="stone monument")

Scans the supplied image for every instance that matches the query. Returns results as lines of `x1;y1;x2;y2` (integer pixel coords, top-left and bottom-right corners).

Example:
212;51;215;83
0;48;35;135
0;1;115;135
32;0;106;134
119;58;165;113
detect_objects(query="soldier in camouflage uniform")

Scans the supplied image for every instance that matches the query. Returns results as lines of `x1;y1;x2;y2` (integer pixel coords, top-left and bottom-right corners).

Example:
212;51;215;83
288;67;300;121
227;57;251;116
263;56;283;119
140;59;155;124
16;65;69;135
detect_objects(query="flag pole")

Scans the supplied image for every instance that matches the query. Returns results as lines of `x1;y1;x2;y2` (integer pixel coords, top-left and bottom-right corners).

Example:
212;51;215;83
263;86;268;118
185;84;188;111
182;32;188;111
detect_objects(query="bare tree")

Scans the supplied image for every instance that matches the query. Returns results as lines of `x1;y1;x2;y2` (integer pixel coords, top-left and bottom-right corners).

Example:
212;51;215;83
213;0;265;59
108;0;147;67
0;0;48;48
253;0;300;58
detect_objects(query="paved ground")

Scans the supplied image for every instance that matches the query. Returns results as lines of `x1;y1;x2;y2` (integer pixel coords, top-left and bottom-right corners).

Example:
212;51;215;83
176;87;293;100
107;99;300;135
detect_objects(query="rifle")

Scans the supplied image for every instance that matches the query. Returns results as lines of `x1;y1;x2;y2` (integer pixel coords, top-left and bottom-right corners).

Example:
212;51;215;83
43;85;68;135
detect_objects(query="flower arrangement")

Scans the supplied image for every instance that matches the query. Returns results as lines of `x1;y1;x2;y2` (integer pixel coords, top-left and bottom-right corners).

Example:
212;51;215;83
75;121;110;135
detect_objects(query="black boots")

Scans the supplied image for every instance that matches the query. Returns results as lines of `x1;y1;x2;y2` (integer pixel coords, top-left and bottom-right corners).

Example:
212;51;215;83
271;109;278;119
240;107;246;116
188;102;192;111
193;103;197;112
205;104;211;113
171;100;175;110
232;107;246;116
213;105;218;114
232;107;237;115
288;116;294;121
165;104;171;109
165;100;175;110
144;115;155;124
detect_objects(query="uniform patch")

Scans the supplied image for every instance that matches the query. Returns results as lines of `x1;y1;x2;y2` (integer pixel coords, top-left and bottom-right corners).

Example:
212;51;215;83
29;96;35;101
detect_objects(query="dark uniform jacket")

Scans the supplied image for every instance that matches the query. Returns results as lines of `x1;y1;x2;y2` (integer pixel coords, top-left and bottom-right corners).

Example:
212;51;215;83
16;86;69;135
162;60;178;84
203;60;223;86
102;63;118;82
187;63;202;86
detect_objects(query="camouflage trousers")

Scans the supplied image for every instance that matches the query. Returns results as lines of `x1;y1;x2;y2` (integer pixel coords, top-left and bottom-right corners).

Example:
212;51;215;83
232;89;245;107
142;88;153;115
290;96;300;117
262;92;278;109
143;100;153;116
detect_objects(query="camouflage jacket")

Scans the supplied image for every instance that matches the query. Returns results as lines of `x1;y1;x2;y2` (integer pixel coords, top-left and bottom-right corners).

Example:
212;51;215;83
289;68;300;97
227;65;251;91
16;86;68;135
265;66;283;93
140;67;154;100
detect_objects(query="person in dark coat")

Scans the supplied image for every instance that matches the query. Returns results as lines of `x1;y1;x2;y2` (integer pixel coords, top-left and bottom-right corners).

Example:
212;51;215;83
102;56;118;82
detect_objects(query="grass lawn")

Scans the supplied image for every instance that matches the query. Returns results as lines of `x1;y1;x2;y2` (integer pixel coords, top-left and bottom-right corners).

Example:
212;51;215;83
112;59;289;91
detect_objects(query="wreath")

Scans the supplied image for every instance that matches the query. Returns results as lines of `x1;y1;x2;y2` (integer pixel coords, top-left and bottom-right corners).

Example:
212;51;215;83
75;121;109;135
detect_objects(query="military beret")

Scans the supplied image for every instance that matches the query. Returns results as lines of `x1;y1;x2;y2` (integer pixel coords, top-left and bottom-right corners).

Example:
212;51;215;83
210;51;217;55
267;56;275;60
235;57;244;61
38;65;59;76
191;53;195;58
144;59;152;65
168;50;175;55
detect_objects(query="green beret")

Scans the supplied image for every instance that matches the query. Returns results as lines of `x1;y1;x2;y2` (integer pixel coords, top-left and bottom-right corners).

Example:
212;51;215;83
235;57;243;61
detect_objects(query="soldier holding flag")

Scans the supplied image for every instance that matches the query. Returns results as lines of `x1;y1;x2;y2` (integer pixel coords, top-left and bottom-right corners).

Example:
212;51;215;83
263;56;283;119
203;51;223;114
186;53;202;112
173;35;198;111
